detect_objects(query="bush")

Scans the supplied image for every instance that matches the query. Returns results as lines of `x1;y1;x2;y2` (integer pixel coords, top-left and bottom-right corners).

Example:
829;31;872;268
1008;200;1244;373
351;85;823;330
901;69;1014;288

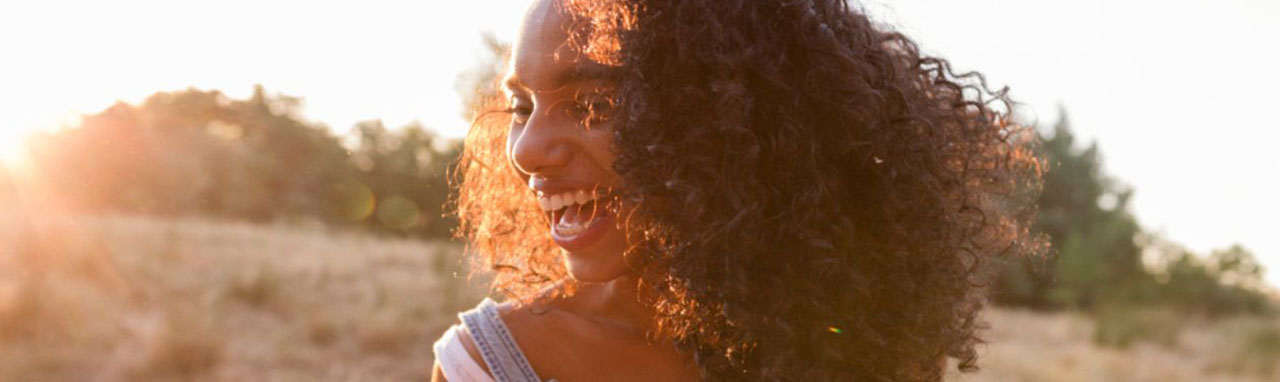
1092;305;1183;349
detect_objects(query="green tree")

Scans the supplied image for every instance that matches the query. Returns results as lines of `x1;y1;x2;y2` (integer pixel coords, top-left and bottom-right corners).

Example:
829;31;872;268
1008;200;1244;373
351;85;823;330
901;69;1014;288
349;120;460;237
995;109;1272;317
1144;241;1272;316
994;109;1145;309
24;85;461;238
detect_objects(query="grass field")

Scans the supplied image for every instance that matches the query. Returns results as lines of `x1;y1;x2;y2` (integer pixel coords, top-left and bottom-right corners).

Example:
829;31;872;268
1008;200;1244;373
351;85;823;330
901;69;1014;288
1;214;1276;381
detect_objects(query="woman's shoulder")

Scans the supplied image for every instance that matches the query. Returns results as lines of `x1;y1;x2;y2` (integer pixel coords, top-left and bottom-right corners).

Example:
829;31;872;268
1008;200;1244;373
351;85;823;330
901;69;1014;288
432;321;493;382
471;296;581;344
434;297;571;382
487;285;588;348
438;292;699;381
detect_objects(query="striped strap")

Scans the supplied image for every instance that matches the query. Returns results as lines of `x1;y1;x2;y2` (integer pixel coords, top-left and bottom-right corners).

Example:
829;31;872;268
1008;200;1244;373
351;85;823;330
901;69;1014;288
459;298;543;382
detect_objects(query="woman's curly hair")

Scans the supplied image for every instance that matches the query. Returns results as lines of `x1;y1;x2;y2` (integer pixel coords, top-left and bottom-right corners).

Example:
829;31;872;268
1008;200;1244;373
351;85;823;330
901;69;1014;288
454;0;1045;380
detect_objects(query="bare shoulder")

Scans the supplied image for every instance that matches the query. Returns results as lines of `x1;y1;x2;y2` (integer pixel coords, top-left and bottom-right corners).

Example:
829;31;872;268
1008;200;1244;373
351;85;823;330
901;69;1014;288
491;286;582;346
491;293;701;381
492;297;578;348
495;297;571;325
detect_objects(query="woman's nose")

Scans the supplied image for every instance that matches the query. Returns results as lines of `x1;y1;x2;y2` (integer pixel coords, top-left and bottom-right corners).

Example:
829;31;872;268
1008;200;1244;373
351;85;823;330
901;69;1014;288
508;108;573;177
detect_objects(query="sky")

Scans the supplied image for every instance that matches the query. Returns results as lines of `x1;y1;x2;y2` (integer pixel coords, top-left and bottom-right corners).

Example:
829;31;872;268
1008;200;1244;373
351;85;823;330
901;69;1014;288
1;0;1277;286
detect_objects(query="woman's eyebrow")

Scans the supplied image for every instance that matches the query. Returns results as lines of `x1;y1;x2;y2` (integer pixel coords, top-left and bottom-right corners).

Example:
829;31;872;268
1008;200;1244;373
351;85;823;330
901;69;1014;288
505;64;615;95
554;65;616;88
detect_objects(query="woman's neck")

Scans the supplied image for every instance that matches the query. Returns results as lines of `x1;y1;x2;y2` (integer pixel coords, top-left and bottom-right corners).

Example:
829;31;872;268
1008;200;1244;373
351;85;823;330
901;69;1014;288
572;275;653;336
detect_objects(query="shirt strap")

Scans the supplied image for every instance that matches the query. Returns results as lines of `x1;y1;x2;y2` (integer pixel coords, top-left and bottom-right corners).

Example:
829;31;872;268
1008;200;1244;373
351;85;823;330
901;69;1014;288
458;298;544;382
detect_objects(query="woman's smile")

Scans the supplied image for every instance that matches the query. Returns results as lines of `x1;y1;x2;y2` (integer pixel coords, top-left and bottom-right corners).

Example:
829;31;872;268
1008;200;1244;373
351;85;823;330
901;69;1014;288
500;0;634;282
536;186;617;251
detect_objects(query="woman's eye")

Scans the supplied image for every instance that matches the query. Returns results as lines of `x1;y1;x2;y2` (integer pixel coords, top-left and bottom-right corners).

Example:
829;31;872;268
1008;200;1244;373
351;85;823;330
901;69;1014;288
571;95;613;122
510;97;532;123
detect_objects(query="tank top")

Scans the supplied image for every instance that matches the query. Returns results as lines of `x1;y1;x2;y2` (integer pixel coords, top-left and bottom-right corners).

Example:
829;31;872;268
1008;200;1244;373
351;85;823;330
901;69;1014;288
432;298;556;382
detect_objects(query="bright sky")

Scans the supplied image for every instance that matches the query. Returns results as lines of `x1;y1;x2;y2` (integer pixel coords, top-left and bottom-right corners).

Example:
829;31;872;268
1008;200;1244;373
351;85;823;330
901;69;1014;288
2;0;1277;286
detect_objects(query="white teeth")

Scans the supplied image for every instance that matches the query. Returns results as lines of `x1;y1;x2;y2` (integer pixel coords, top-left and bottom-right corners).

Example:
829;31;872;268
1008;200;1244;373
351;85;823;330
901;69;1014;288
536;189;606;212
538;195;552;211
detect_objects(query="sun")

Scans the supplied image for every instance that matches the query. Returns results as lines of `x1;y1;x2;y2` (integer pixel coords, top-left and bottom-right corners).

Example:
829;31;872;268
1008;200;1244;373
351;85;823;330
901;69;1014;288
0;127;32;169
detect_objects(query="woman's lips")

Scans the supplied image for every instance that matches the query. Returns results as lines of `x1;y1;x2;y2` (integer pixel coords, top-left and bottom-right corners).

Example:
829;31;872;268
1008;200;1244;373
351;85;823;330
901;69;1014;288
550;201;614;251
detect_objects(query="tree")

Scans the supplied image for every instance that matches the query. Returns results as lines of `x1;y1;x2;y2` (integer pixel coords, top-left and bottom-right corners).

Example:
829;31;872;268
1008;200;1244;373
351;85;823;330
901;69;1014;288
23;85;461;238
349;120;460;237
1143;241;1272;316
994;109;1273;316
994;109;1146;309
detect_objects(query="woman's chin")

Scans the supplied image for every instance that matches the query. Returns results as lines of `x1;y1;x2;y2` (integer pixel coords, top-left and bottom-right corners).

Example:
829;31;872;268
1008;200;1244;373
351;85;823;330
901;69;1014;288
559;235;632;283
561;242;631;281
566;268;623;283
552;205;632;282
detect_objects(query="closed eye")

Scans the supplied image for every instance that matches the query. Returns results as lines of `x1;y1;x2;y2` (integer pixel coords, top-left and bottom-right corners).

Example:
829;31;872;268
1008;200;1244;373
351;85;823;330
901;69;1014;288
570;92;614;124
509;96;533;124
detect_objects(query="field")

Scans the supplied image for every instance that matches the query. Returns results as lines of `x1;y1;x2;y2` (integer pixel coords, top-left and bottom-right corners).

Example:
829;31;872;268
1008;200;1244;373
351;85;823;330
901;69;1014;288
1;214;1276;381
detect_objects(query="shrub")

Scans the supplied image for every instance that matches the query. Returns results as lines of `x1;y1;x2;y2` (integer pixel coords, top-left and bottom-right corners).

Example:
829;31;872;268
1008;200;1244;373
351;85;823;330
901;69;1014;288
1092;305;1183;349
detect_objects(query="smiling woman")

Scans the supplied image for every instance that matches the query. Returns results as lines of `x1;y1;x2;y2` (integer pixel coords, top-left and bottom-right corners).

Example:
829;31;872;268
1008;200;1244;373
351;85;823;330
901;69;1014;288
435;0;1044;381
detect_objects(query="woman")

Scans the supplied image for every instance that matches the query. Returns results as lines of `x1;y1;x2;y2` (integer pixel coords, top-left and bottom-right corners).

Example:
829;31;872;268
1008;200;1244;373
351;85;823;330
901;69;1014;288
433;0;1042;381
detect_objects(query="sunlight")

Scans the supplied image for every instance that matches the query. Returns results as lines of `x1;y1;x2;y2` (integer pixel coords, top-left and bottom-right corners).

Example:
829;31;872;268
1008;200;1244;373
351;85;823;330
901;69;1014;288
0;127;31;169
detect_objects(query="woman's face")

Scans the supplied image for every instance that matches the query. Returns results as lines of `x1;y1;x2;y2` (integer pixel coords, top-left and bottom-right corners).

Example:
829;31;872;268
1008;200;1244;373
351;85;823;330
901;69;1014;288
505;0;631;283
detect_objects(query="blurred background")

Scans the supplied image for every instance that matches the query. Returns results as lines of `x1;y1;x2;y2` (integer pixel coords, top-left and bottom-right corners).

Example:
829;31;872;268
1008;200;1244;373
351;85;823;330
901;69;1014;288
1;0;1277;381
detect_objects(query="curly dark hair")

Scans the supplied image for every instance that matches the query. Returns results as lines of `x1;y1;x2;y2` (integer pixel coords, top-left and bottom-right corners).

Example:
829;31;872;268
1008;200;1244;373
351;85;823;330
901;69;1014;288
454;0;1044;380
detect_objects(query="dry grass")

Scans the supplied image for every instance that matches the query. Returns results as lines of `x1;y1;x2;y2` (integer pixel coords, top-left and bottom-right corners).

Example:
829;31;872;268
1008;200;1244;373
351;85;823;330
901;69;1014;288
0;213;483;381
946;308;1280;382
1;213;1276;381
